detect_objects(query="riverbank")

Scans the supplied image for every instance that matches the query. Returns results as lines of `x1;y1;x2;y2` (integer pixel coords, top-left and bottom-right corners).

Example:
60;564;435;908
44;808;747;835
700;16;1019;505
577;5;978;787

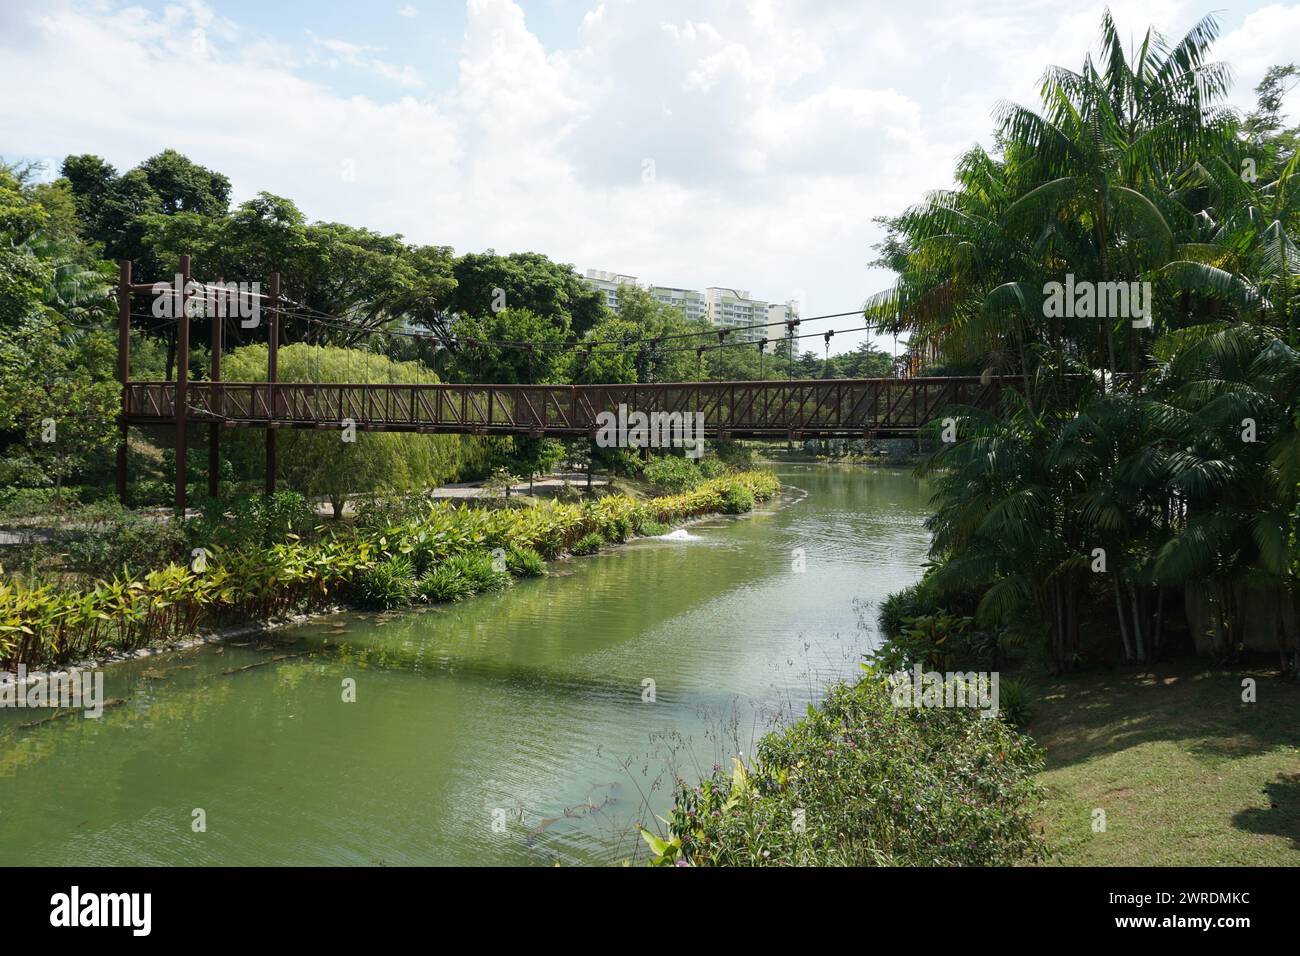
660;656;1300;866
653;670;1046;866
0;471;781;674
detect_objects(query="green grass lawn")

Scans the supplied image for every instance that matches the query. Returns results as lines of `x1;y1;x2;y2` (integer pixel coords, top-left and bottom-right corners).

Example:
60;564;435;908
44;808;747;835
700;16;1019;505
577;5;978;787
1027;660;1300;865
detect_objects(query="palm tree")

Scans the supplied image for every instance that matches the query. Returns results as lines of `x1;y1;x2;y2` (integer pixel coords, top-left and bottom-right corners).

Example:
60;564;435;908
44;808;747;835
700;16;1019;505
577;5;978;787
917;392;1096;673
875;10;1300;674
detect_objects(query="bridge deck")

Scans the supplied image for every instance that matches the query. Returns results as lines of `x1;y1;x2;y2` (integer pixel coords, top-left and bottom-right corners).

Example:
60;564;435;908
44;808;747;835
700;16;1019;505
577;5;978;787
124;376;1007;438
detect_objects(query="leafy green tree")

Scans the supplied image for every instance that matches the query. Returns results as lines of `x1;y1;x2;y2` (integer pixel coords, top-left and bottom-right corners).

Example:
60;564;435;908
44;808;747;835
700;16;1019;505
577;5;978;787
446;307;569;384
837;341;895;378
137;191;460;377
872;12;1300;673
447;251;606;336
60;154;117;224
136;149;230;217
0;318;120;496
0;165;117;495
572;316;640;384
61;150;229;270
221;344;493;517
602;285;713;383
1243;63;1299;173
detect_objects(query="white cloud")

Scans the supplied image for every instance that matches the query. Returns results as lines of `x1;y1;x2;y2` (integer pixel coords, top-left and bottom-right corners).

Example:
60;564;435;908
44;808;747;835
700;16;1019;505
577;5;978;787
2;0;1297;354
305;30;425;87
1216;5;1300;116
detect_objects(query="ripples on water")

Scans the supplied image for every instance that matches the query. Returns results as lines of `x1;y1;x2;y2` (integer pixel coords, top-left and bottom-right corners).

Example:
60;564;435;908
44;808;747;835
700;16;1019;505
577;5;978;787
0;465;931;866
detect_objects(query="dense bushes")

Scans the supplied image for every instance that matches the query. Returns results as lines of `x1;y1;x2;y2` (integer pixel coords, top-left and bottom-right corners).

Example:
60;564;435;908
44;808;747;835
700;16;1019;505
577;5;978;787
876;565;1004;672
653;673;1045;866
354;556;418;610
417;564;471;603
711;440;755;471
642;456;699;492
571;532;605;555
62;505;190;575
878;577;936;637
188;492;318;551
411;551;512;604
635;518;668;537
445;551;511;592
873;605;1004;674
718;484;754;515
642;454;725;493
0;471;780;668
503;545;545;577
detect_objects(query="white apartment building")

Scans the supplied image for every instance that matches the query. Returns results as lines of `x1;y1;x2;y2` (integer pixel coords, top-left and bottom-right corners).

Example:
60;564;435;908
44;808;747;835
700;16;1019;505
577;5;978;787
581;269;789;348
768;299;801;328
649;285;708;323
706;288;769;343
760;300;803;356
583;269;640;313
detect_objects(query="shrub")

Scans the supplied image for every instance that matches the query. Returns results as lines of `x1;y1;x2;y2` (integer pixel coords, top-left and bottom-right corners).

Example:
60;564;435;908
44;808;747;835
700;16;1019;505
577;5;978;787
0;487;60;516
878;579;932;636
188;491;318;551
656;675;1045;866
877;567;1003;671
599;448;643;477
505;545;545;577
603;515;634;543
533;527;567;560
418;565;470;603
643;456;702;492
353;556;417;609
870;609;1001;674
446;551;512;592
64;506;189;576
571;532;605;555
998;676;1034;727
127;479;174;507
718;485;754;514
636;517;668;537
713;440;754;470
697;457;726;480
354;491;437;533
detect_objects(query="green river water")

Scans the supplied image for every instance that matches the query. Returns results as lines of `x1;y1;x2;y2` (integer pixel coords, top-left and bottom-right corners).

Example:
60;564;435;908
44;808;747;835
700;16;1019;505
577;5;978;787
0;466;930;866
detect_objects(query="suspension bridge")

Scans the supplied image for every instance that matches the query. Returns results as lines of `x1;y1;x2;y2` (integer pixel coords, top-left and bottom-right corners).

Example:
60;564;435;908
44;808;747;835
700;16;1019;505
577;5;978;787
114;257;1015;512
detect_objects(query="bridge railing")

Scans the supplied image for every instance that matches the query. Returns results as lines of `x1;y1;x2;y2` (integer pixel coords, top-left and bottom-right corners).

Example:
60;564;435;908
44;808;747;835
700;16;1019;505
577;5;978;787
575;378;1007;434
128;382;590;433
125;376;1010;436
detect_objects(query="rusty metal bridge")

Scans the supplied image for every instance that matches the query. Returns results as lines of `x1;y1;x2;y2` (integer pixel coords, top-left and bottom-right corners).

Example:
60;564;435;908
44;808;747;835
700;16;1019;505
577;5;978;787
114;256;1014;512
123;377;1007;438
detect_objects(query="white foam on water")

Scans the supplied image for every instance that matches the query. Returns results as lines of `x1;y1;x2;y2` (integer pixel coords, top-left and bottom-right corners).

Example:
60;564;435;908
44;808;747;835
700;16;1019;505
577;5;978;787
657;529;700;541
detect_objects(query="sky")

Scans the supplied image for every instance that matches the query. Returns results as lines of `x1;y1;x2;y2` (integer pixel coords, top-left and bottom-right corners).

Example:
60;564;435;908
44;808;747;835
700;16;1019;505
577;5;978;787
3;0;1299;355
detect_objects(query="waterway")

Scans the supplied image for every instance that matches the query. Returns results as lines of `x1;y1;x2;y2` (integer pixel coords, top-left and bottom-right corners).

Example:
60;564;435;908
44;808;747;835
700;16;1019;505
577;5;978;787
0;465;930;865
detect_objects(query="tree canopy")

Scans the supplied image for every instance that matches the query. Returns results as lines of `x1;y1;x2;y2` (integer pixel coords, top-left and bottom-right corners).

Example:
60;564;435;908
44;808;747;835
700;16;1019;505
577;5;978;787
867;10;1300;673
